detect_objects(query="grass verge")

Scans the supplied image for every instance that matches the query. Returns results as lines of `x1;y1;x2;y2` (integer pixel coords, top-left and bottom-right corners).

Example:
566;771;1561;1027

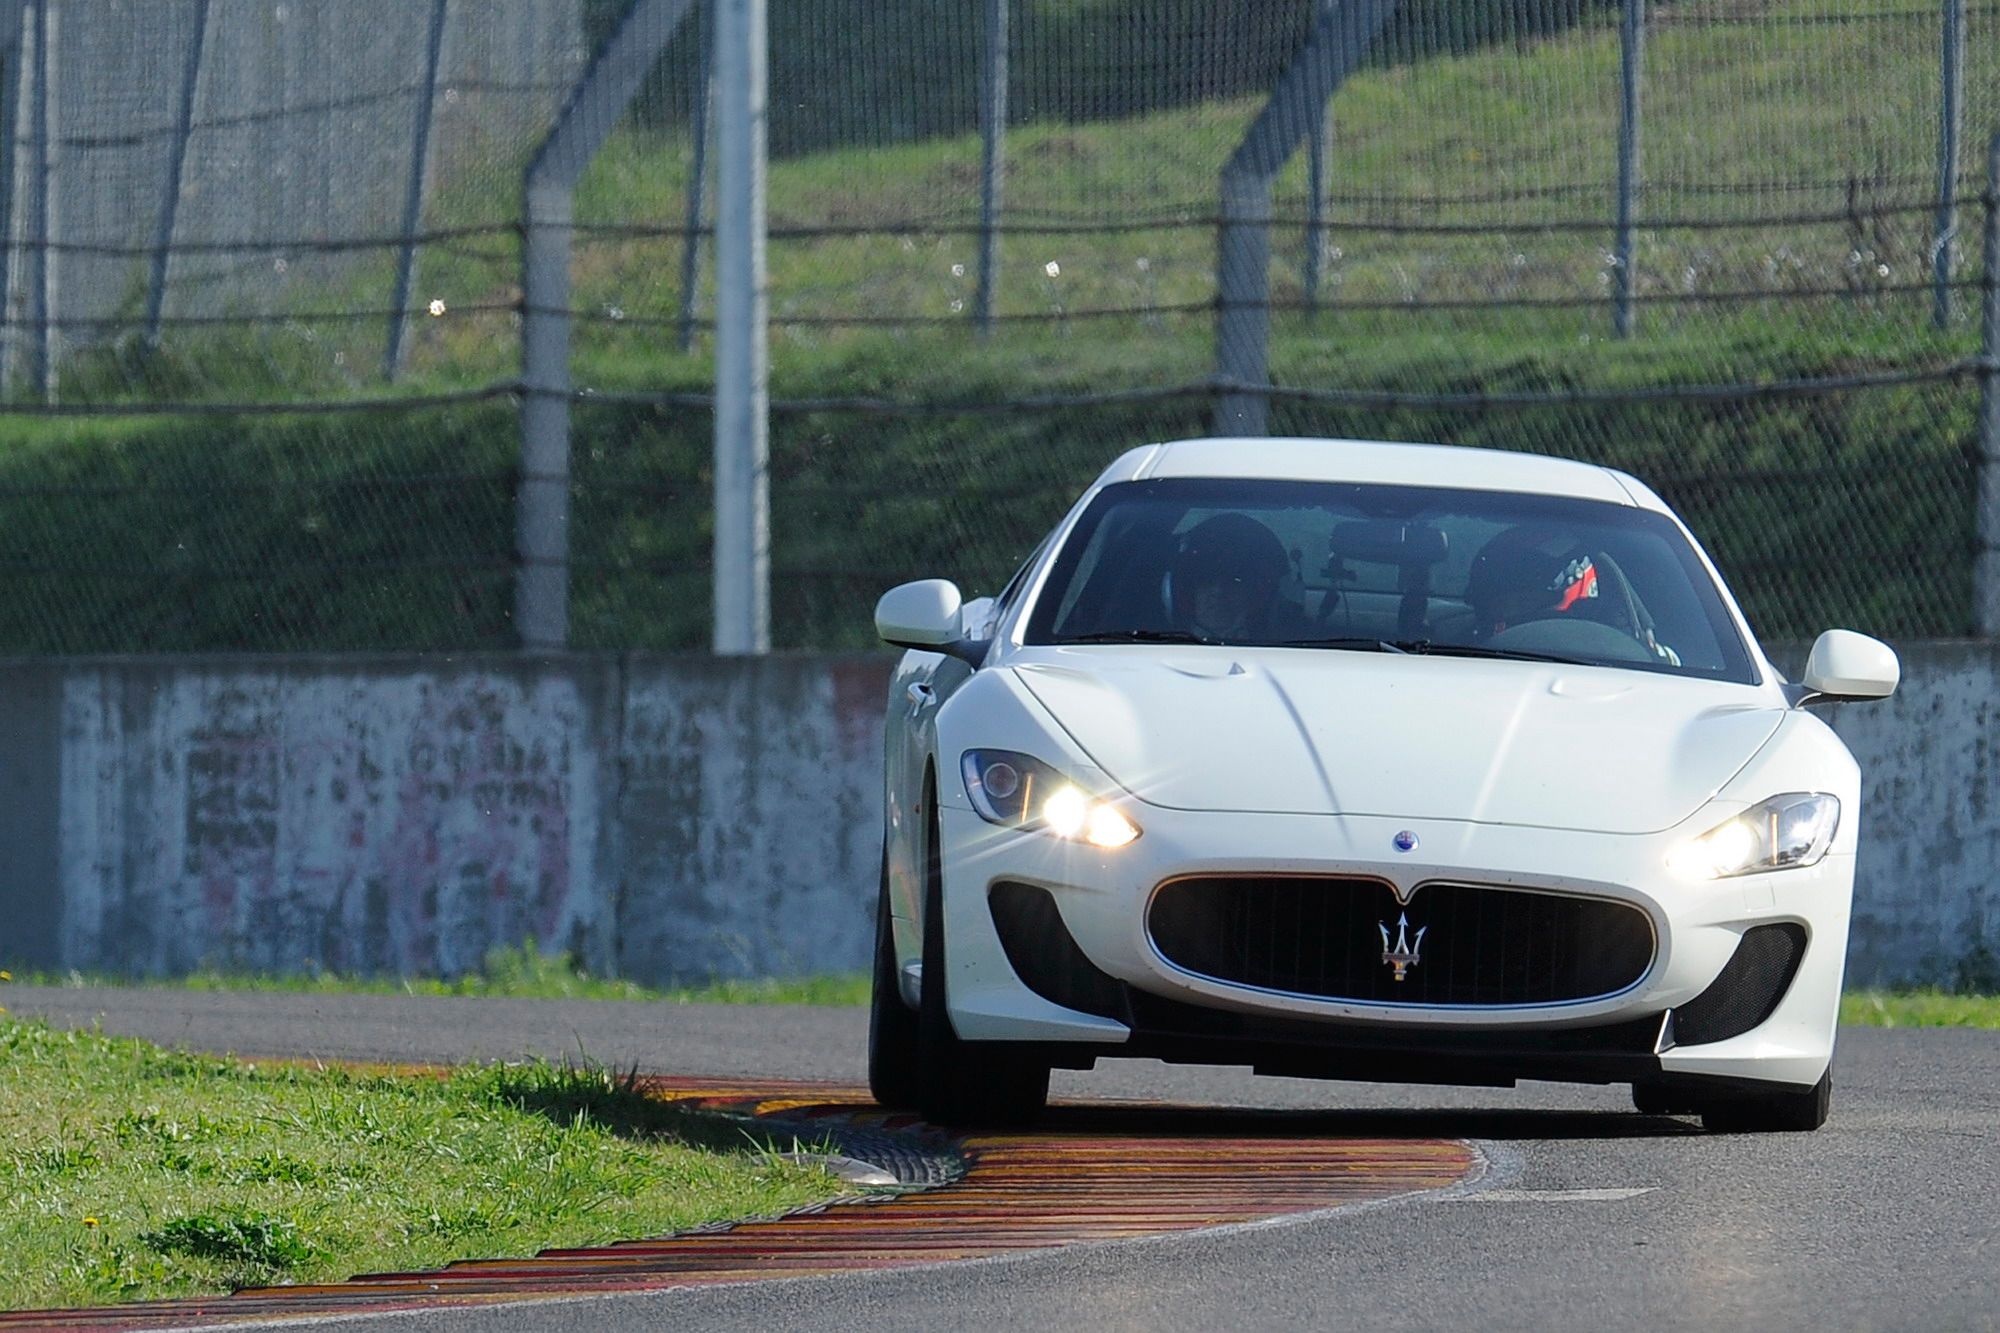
0;1017;848;1311
8;967;1995;1027
0;945;872;1008
1839;990;2000;1030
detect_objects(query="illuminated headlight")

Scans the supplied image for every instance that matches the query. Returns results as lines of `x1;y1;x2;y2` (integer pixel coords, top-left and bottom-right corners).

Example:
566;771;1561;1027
1666;792;1840;880
961;749;1141;849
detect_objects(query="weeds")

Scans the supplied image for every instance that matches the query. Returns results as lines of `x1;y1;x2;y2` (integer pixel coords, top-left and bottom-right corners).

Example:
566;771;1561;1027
142;1214;315;1270
1841;989;2000;1030
4;942;870;1007
0;1018;839;1311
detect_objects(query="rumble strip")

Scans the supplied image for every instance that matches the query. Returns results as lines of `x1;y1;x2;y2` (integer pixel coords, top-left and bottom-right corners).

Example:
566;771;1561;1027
0;1077;1477;1329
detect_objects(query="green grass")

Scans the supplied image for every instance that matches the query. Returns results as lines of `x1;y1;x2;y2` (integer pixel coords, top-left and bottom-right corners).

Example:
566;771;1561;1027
42;0;1977;400
1840;989;2000;1030
0;0;1982;654
0;1017;851;1311
1;945;871;1008
0;309;1971;653
551;0;1977;348
13;967;1998;1028
13;965;1997;1028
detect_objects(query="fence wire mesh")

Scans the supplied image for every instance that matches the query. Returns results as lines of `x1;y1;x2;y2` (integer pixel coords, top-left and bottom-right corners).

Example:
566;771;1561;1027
0;0;1991;653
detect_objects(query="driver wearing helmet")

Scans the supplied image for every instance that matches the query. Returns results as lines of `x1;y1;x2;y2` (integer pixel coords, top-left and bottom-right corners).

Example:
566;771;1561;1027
1465;526;1680;664
1466;529;1600;638
1169;512;1292;641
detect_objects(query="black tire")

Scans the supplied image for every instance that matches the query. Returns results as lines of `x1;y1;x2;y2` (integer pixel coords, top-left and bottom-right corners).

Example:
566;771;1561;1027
1630;1082;1688;1117
1699;1071;1832;1134
867;850;921;1110
913;780;1048;1129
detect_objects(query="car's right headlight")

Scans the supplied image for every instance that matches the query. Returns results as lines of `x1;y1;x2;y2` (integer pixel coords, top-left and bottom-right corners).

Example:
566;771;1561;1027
1665;792;1840;880
960;748;1141;849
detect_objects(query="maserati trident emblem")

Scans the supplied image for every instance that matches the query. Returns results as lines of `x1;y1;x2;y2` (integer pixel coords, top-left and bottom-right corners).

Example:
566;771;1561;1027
1393;830;1418;852
1378;911;1427;982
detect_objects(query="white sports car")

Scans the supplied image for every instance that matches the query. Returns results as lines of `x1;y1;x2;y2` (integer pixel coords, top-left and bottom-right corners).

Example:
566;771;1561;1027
868;437;1898;1133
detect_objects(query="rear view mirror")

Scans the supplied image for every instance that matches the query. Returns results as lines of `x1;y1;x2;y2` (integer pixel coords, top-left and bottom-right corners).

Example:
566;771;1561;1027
1801;629;1899;701
1328;520;1448;567
875;579;964;648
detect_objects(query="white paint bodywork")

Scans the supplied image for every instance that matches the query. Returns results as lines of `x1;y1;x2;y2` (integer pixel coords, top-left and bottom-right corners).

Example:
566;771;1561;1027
1803;628;1903;700
881;438;1889;1095
1010;652;1780;830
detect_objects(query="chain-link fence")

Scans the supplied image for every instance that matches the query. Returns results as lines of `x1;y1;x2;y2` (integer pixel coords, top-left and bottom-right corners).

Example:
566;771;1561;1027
0;0;1992;652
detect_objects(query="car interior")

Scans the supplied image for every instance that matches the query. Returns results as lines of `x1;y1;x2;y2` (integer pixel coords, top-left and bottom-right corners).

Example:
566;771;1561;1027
1039;487;1740;676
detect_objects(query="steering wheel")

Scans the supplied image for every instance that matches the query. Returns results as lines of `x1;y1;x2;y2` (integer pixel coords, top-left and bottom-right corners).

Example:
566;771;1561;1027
1487;616;1658;663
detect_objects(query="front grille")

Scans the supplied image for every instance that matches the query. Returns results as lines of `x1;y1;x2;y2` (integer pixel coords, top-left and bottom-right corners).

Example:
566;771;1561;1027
1672;923;1807;1045
1147;876;1654;1006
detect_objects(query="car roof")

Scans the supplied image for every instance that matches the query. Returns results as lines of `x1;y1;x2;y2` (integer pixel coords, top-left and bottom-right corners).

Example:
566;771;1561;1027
1097;437;1648;508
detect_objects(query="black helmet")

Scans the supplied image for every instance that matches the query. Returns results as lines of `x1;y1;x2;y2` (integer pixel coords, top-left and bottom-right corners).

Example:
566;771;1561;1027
1465;526;1599;633
1174;512;1287;592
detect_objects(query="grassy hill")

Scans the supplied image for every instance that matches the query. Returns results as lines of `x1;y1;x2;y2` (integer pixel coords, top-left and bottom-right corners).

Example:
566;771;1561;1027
1;310;1968;653
0;0;1982;653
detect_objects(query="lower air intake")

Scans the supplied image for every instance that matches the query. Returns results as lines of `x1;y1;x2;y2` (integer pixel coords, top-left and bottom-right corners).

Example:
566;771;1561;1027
1673;923;1808;1046
988;881;1131;1023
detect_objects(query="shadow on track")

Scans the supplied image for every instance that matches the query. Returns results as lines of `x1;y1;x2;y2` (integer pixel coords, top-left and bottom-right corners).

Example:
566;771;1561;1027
1030;1102;1702;1141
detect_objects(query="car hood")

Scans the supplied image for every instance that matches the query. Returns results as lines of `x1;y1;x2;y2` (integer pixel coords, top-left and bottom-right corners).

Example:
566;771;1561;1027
1010;649;1781;834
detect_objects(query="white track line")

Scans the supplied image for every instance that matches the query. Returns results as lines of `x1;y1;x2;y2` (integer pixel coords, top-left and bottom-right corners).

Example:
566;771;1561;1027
1451;1187;1656;1203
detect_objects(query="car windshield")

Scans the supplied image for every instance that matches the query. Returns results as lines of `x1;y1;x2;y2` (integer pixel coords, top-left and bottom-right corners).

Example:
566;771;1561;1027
1022;477;1759;684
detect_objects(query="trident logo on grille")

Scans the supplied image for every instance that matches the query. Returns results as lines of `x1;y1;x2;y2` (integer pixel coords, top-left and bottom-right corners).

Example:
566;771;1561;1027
1378;912;1427;982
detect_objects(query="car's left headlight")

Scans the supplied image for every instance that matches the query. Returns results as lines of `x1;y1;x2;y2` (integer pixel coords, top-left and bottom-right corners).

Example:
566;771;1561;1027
1666;792;1840;880
961;749;1141;849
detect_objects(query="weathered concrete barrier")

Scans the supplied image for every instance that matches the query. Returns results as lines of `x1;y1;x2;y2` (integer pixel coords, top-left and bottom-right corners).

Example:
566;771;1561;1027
1821;641;2000;988
0;644;1992;987
0;654;890;987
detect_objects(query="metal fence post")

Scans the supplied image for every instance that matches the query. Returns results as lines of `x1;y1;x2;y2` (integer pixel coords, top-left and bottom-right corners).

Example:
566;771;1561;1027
384;0;450;381
1975;133;2000;636
1216;171;1273;435
675;0;714;354
25;0;54;403
1304;102;1331;314
143;0;208;349
1215;0;1399;437
518;182;572;652
518;0;698;652
973;0;1006;337
713;0;769;655
0;0;25;392
1613;0;1643;339
1933;0;1965;330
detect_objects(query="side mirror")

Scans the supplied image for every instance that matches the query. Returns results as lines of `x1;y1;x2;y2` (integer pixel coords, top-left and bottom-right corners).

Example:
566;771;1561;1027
876;579;964;648
1801;629;1899;701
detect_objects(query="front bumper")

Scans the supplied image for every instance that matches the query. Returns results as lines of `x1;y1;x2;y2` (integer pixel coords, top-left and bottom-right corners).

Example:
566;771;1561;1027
933;803;1851;1091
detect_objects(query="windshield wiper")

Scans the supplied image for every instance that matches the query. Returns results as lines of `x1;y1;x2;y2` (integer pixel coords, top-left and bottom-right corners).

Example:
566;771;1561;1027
1386;640;1587;666
1271;636;1410;653
1277;636;1586;664
1062;633;1582;665
1064;628;1218;645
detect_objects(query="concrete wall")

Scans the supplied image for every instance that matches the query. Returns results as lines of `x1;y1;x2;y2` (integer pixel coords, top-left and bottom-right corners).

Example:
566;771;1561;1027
0;654;893;986
0;644;1994;987
1820;641;2000;987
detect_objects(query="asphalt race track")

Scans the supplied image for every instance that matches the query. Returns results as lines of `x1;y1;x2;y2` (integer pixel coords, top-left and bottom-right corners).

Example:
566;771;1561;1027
12;987;1999;1331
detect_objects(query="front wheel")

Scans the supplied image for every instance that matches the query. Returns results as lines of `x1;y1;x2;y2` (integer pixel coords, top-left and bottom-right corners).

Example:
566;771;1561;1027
914;790;1047;1129
867;851;921;1110
1631;1081;1698;1117
1699;1071;1832;1134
